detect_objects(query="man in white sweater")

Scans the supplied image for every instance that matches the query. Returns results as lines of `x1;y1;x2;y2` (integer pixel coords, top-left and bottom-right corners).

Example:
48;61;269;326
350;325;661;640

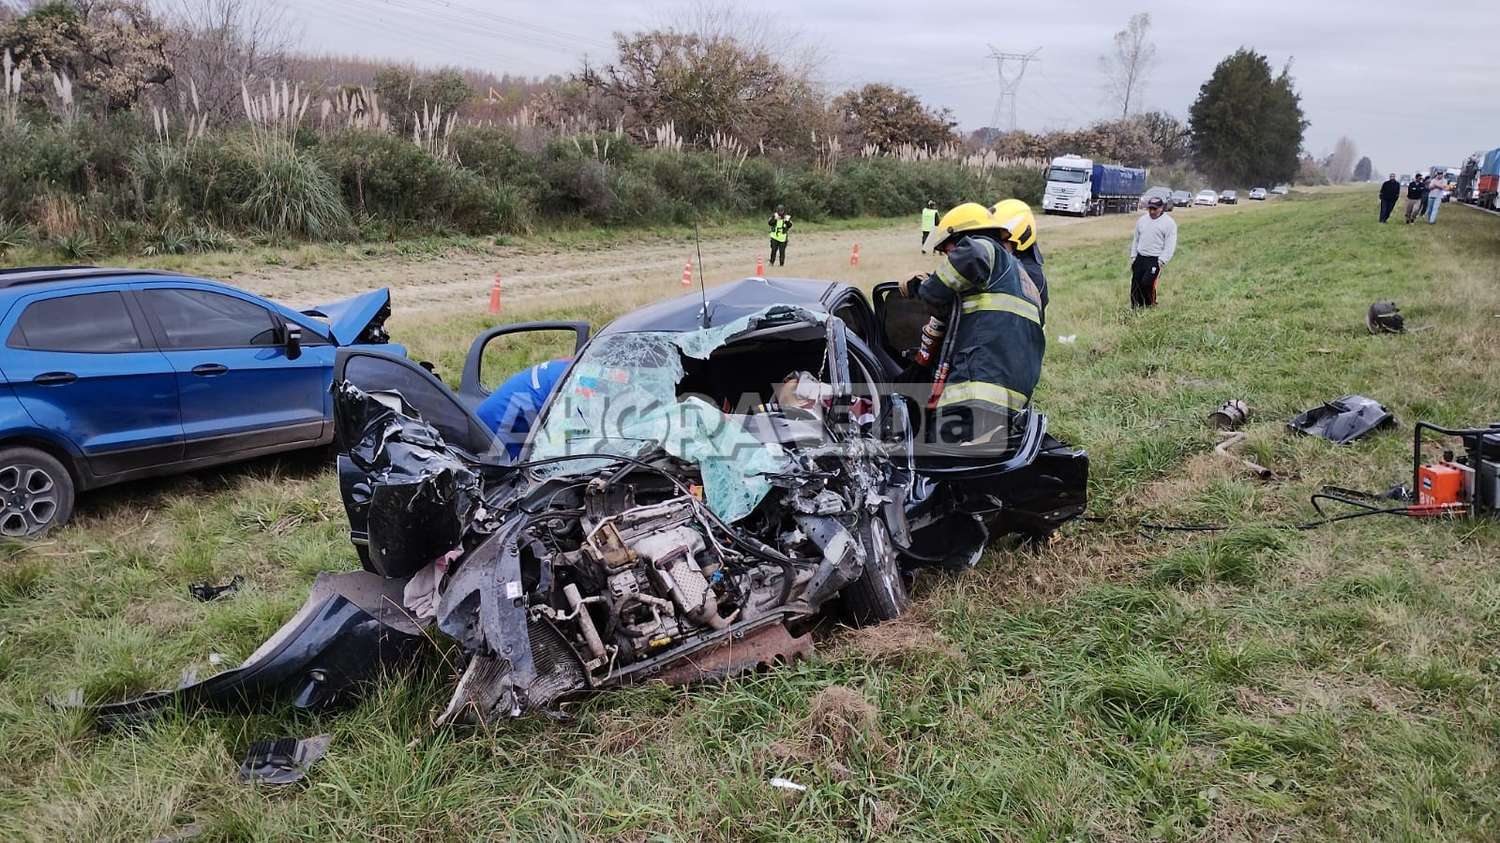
1128;196;1178;308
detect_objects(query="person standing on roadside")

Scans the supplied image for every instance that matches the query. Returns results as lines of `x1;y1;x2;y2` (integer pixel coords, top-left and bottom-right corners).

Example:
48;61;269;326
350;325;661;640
919;200;939;251
1425;173;1448;224
1128;196;1177;309
1404;172;1428;224
1378;173;1401;223
768;205;792;266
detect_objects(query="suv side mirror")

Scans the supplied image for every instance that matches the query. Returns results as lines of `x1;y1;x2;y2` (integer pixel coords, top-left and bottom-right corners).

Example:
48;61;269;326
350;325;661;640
285;323;303;360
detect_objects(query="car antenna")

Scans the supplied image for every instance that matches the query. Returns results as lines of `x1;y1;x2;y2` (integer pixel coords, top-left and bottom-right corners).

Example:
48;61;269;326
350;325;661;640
694;218;711;328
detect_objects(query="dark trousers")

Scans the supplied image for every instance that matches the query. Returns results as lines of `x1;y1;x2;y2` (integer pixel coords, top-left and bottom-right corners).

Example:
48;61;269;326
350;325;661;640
769;239;786;266
1379;197;1396;222
1130;255;1160;308
921;230;932;248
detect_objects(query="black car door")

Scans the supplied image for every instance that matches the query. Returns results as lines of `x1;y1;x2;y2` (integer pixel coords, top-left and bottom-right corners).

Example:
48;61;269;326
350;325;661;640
457;321;591;411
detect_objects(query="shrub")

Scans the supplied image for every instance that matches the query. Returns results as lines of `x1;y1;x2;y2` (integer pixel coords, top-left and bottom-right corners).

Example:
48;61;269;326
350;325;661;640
231;138;351;238
56;231;100;260
450;125;545;193
0;216;33;255
488;183;535;235
540;154;614;219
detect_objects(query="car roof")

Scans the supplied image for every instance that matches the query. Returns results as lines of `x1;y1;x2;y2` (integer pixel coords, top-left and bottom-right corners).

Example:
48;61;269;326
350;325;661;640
598;276;843;335
0;266;190;295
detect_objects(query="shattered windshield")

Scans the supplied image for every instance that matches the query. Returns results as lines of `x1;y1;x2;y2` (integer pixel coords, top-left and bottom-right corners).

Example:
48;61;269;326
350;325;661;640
528;306;825;521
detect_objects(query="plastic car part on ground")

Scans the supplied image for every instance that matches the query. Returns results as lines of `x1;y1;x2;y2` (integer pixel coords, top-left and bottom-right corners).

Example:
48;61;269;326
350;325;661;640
239;734;332;785
1287;395;1397;444
188;575;243;602
529;305;826;522
87;571;425;723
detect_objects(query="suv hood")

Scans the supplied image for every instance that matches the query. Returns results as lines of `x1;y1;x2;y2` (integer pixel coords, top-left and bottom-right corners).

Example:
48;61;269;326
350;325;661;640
302;288;392;346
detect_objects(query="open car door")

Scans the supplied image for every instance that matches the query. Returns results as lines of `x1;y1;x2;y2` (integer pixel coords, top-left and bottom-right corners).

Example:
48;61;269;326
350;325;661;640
872;281;1087;544
458;321;590;410
334;348;501;575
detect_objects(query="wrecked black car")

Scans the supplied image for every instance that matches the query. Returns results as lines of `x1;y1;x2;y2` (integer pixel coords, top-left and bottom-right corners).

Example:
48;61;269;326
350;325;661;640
95;278;1087;724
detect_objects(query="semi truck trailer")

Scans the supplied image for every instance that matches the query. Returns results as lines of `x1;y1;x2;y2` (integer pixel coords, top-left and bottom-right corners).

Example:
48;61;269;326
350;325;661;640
1041;154;1147;216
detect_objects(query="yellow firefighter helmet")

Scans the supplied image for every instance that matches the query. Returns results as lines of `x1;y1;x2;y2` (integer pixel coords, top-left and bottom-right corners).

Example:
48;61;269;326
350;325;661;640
991;198;1037;252
922;202;998;253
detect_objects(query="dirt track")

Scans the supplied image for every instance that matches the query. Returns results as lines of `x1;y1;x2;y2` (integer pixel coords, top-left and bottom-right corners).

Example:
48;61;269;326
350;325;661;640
226;205;1242;320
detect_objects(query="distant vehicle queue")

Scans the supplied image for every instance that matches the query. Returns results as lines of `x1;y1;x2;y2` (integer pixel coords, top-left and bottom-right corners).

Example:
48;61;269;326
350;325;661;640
1039;151;1277;217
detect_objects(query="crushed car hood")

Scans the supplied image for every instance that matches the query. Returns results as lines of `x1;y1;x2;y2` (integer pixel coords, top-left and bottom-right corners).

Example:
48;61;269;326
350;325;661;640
302;288;392;346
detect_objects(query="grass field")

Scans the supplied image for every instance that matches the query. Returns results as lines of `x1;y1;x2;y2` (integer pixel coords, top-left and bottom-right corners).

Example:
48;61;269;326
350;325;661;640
2;190;1499;841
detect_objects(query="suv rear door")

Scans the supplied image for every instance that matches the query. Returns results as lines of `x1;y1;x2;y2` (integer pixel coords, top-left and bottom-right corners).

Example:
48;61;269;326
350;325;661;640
136;282;328;460
2;286;183;477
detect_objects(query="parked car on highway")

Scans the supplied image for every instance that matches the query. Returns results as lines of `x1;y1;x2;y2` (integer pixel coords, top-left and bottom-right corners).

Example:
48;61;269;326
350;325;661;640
0;266;395;536
1194;189;1219;207
1170;190;1192;208
1271;184;1290;195
1219;189;1239;204
1142;186;1174;211
1248;187;1267;200
92;276;1090;724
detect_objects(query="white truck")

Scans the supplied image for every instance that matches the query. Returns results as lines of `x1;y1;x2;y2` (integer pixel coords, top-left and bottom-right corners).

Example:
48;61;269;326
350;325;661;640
1041;153;1147;216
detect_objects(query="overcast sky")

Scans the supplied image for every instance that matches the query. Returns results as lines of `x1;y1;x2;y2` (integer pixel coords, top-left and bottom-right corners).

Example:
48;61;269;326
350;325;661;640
279;0;1500;175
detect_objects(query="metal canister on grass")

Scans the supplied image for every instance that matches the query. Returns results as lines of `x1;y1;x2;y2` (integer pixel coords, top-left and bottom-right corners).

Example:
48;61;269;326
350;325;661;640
1208;399;1250;430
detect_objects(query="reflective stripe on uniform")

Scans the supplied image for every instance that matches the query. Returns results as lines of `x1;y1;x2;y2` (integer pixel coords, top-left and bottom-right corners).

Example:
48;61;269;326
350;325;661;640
969;235;997;270
935;256;969;291
960;292;1041;324
935;380;1029;411
529;363;544;390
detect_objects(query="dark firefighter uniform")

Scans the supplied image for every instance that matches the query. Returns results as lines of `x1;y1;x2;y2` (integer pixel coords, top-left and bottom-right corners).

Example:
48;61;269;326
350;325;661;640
992;198;1047;324
1015;244;1047;323
917;233;1046;445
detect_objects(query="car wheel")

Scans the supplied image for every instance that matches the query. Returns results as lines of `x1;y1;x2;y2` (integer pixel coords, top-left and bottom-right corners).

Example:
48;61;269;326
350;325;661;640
843;516;910;626
0;446;74;537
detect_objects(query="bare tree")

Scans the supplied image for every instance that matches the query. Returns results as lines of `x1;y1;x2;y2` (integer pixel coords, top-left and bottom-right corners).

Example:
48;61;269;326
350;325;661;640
1099;12;1156;119
160;0;294;122
1325;136;1358;183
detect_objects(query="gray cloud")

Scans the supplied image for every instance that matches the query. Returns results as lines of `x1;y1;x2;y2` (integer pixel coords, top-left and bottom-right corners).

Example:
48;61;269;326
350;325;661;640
281;0;1500;172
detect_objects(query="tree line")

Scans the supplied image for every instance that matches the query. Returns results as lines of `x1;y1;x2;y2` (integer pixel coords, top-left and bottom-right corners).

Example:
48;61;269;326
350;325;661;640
0;1;1325;260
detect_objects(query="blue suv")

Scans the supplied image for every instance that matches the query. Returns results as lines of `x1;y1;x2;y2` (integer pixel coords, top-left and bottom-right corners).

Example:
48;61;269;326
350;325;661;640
0;267;396;536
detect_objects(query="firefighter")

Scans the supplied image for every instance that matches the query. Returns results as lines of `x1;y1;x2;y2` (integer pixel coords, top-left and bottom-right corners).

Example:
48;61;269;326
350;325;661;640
920;200;939;251
902;202;1045;449
991;198;1047;323
768;205;792;266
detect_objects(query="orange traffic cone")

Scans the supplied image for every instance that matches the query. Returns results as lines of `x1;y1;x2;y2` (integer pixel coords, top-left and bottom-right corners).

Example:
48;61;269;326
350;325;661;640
681;261;693;286
849;243;861;267
488;273;501;313
755;256;764;276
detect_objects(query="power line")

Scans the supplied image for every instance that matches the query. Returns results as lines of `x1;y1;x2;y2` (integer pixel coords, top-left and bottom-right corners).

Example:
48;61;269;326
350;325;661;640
986;46;1041;131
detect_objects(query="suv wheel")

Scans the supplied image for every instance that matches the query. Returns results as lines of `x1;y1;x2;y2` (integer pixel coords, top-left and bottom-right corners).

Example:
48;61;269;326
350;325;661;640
0;447;74;537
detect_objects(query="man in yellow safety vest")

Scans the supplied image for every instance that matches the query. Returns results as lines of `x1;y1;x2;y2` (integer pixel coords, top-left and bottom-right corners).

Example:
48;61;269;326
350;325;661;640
920;200;939;252
768;205;792;266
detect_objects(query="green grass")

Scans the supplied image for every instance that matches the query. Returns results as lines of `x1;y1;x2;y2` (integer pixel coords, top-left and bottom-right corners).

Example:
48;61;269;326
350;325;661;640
2;192;1498;840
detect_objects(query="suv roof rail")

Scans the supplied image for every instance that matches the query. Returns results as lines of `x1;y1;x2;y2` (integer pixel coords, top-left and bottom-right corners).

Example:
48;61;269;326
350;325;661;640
0;266;186;291
0;265;97;275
